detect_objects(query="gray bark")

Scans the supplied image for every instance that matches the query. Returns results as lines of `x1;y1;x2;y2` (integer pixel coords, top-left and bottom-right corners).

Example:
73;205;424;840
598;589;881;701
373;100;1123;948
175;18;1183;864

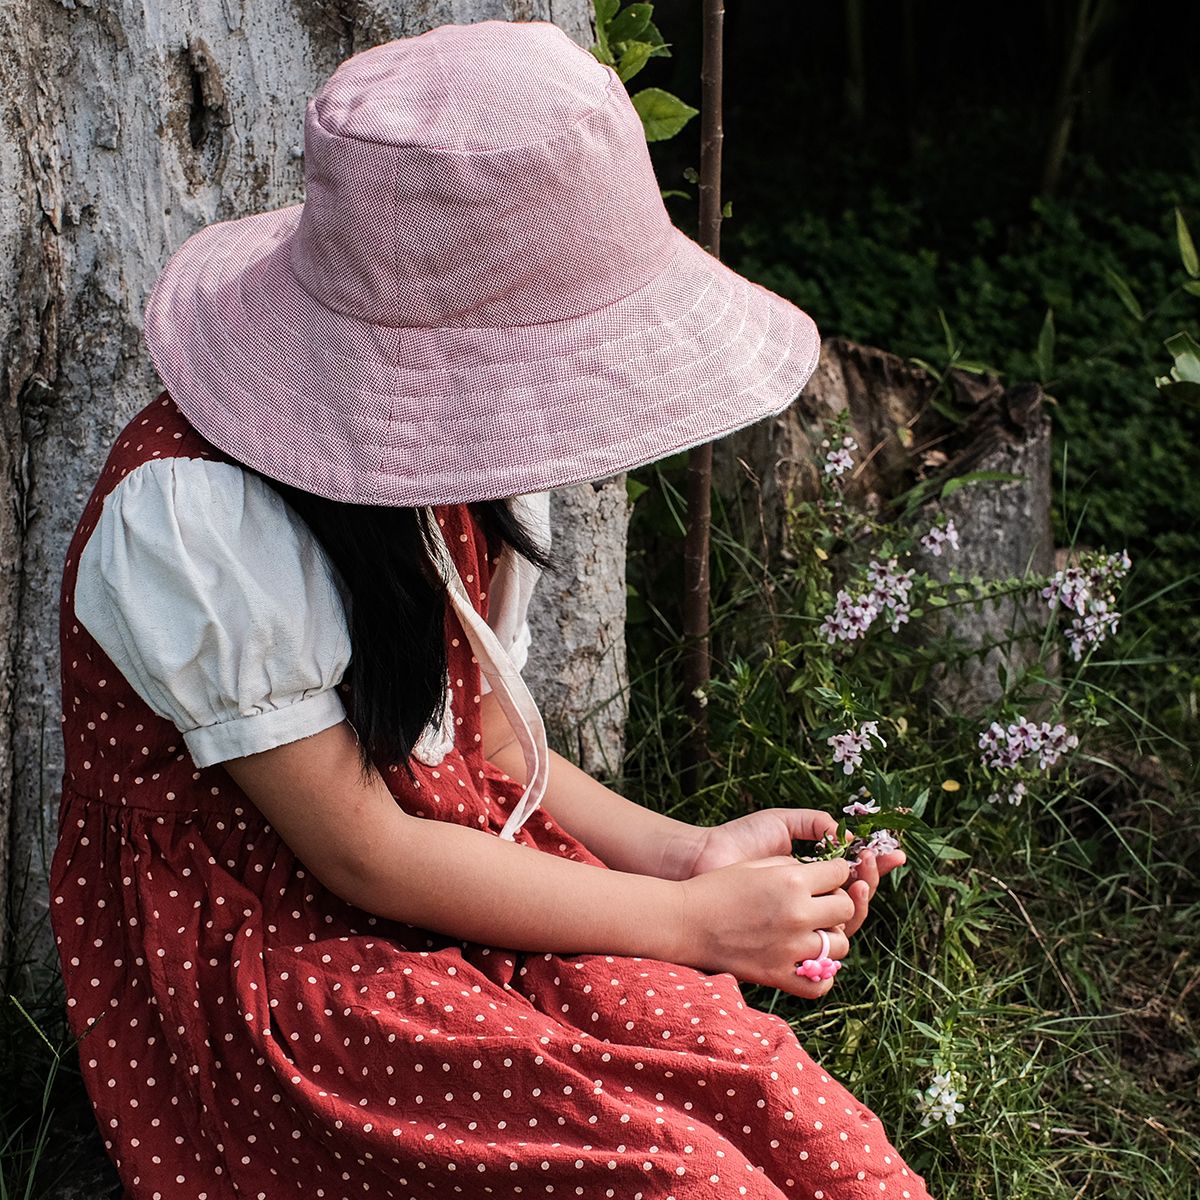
0;0;613;975
910;383;1055;712
526;478;629;778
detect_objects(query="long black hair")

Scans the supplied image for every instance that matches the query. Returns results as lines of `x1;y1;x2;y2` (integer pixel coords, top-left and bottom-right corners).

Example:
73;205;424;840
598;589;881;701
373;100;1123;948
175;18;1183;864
251;472;554;779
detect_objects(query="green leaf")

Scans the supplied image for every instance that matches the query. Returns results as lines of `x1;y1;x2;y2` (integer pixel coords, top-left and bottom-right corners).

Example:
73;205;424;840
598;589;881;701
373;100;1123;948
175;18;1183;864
1034;308;1055;380
1176;207;1199;279
616;39;655;82
626;478;650;504
630;87;699;141
953;359;995;375
682;165;700;184
929;840;971;861
909;787;930;819
609;2;653;43
660;188;691;201
1164;330;1200;383
940;470;1022;498
9;996;60;1058
1183;280;1200;297
722;199;733;218
907;355;940;379
1103;265;1144;321
642;21;672;57
937;306;956;357
590;0;621;64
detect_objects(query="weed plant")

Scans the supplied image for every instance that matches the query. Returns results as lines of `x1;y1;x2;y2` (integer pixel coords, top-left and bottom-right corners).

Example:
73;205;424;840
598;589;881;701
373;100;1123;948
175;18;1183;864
623;444;1200;1198
712;158;1200;706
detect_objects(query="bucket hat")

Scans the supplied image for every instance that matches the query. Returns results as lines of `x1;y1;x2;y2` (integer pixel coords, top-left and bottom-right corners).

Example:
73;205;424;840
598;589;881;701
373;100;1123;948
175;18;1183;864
144;18;821;506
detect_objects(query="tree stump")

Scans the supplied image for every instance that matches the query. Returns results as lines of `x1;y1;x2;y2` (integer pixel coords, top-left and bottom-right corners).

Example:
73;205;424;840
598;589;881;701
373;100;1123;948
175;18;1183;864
713;336;1056;710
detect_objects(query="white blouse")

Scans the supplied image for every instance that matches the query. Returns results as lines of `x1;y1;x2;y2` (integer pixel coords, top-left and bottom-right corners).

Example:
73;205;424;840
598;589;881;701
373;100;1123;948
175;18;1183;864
74;456;549;773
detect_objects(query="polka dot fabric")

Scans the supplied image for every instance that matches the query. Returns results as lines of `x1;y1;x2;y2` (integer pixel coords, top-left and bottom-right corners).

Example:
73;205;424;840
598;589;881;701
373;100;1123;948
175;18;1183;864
51;395;932;1199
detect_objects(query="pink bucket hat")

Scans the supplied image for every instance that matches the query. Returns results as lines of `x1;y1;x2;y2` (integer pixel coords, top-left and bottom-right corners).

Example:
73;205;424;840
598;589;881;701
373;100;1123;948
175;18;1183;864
144;19;821;506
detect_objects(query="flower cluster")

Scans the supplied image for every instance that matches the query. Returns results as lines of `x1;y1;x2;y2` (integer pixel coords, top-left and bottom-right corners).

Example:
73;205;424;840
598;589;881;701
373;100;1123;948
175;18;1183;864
919;517;959;557
988;780;1027;806
1042;550;1131;660
978;717;1079;771
816;826;903;864
916;1071;966;1127
977;715;1079;805
819;559;916;644
847;828;902;862
822;435;858;477
828;720;887;775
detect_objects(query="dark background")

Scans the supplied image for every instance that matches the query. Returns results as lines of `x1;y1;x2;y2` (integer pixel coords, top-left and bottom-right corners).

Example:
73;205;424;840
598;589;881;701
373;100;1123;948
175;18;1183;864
628;0;1200;678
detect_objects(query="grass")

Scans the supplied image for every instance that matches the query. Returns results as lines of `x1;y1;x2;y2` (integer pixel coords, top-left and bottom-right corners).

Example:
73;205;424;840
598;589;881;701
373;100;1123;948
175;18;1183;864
621;461;1200;1199
4;527;1196;1200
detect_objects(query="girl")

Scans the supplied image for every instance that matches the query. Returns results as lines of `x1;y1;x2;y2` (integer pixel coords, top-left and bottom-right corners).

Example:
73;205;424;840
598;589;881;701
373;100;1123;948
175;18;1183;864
51;19;930;1200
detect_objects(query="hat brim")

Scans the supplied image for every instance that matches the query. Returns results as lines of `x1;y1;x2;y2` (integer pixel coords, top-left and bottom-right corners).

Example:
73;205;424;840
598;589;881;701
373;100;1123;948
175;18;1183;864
144;205;820;506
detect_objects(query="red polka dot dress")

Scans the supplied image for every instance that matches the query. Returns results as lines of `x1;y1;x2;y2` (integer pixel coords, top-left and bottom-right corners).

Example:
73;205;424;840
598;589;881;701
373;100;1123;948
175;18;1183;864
51;394;932;1199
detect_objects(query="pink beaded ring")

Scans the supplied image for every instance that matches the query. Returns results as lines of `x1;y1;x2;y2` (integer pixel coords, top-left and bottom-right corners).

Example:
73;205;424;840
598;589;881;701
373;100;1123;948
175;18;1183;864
795;929;842;982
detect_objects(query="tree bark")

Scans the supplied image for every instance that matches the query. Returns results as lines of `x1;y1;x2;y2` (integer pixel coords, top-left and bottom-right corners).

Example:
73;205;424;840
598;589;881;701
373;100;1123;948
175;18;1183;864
526;479;629;778
0;0;611;972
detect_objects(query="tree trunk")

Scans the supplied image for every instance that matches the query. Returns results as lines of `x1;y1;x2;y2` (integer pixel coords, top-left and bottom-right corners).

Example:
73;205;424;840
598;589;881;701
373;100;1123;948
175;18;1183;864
525;480;629;778
0;0;610;974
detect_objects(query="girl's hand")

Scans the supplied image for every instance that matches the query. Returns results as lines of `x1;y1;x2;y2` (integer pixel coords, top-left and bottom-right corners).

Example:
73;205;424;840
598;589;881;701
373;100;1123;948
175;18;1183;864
841;845;907;935
675;855;855;1000
687;808;839;876
687;809;907;937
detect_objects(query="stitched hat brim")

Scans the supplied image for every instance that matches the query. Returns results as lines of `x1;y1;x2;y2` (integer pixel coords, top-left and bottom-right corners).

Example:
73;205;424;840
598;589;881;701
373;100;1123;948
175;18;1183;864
144;206;820;506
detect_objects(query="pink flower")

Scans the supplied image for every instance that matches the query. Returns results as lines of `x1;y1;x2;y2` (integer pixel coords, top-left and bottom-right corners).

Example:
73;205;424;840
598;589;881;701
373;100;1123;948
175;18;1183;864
822;435;858;478
920;518;960;557
1042;550;1130;657
842;799;881;816
827;721;887;775
867;829;901;854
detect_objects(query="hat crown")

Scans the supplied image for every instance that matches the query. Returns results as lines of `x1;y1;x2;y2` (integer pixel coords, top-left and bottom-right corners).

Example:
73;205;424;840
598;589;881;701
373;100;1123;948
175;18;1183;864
313;21;611;153
290;19;676;330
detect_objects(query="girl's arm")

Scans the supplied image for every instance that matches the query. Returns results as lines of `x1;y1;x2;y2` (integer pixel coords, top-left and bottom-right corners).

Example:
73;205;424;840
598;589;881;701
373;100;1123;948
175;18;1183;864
479;690;704;881
222;718;857;999
223;719;687;959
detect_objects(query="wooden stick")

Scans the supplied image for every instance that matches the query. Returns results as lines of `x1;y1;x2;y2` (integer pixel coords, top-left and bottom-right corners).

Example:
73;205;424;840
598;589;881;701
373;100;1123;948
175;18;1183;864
681;0;724;794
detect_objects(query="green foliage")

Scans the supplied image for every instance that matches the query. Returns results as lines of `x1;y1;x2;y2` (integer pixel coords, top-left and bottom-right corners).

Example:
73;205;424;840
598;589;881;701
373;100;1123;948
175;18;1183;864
590;2;697;142
624;447;1200;1198
629;87;699;143
720;160;1200;688
1156;327;1200;405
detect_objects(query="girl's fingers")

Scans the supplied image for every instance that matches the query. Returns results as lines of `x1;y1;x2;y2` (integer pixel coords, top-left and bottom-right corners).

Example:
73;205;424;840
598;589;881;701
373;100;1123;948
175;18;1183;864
789;974;838;1001
800;858;853;896
843;879;871;936
800;927;850;961
852;849;880;899
774;807;841;845
808;890;856;930
875;849;907;877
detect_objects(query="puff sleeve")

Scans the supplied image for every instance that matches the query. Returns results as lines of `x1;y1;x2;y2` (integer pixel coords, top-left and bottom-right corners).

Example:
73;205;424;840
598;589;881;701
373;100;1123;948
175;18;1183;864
74;456;352;768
